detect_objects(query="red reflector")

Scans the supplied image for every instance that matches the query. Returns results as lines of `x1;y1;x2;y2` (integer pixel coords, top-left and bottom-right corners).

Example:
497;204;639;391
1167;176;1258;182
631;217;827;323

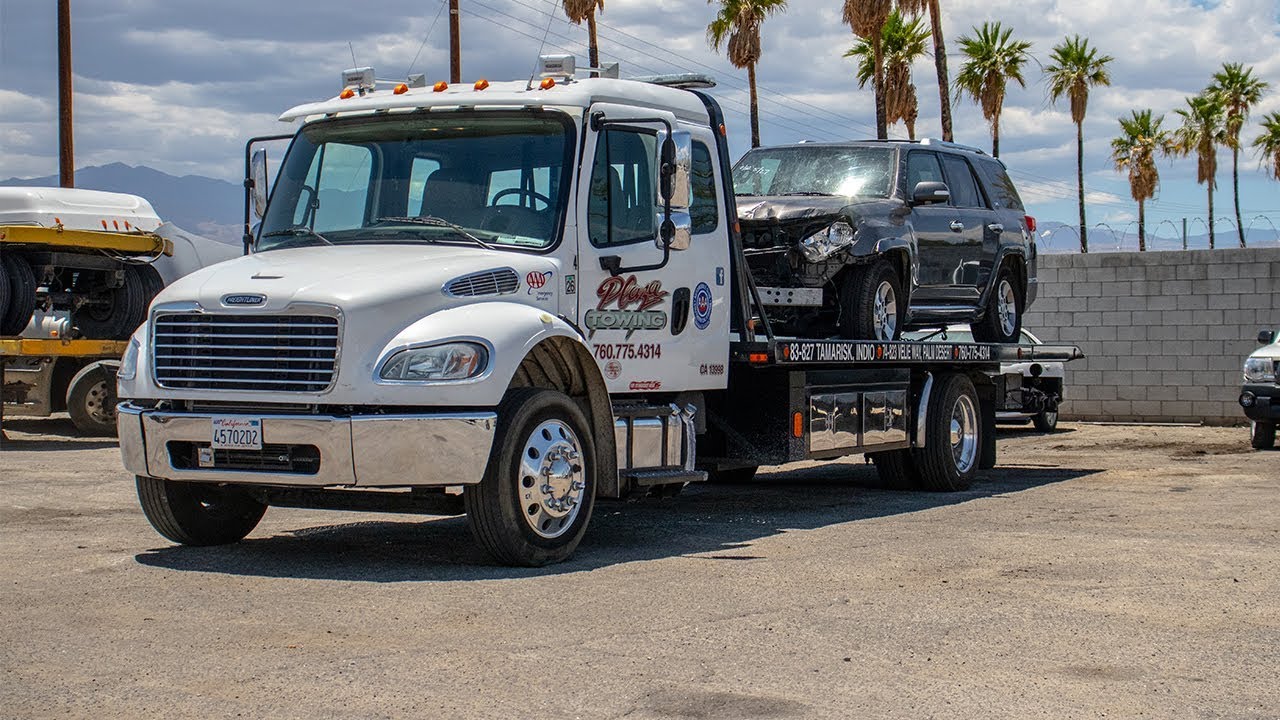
792;412;803;438
1024;215;1037;233
748;352;768;364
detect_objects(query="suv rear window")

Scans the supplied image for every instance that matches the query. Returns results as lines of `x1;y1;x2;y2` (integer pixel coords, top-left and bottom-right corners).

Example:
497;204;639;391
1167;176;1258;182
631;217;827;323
974;158;1025;211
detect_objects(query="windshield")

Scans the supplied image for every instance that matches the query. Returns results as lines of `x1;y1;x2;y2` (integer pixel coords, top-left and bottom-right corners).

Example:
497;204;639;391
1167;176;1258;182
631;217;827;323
732;146;895;198
258;111;575;252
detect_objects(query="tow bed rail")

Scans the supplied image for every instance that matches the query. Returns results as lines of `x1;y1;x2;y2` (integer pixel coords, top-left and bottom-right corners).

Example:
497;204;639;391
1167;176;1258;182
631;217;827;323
730;339;1085;367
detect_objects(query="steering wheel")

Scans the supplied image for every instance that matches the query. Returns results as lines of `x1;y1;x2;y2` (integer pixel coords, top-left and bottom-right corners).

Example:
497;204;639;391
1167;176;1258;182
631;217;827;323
480;204;551;237
489;187;552;210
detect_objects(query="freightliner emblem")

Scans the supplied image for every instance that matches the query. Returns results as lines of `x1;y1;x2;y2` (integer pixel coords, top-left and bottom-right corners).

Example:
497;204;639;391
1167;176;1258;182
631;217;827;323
222;293;267;307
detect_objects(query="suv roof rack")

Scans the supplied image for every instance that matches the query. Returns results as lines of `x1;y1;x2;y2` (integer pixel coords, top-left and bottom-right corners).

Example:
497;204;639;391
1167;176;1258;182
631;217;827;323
633;73;717;90
918;138;988;156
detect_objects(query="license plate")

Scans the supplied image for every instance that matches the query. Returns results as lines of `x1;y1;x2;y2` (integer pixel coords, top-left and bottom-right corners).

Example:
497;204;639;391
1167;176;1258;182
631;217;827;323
211;417;262;450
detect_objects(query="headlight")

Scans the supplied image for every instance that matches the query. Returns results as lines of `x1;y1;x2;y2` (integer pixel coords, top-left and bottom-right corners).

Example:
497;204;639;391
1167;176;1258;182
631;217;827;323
798;221;856;263
379;342;488;382
117;337;141;381
1243;357;1275;383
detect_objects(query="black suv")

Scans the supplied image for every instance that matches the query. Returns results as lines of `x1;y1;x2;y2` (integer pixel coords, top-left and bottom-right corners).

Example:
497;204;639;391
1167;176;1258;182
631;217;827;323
732;139;1037;343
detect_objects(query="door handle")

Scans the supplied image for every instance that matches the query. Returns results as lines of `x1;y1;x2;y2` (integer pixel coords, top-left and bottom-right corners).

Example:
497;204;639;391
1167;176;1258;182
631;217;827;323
949;221;964;232
987;223;1004;233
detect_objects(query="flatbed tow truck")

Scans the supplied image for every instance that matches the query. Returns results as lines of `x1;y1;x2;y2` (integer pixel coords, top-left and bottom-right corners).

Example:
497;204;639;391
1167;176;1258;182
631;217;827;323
116;59;1081;565
1;188;172;435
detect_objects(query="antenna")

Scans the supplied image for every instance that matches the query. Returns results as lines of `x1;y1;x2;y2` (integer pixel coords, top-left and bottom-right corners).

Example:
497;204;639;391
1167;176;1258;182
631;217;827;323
348;42;358;67
527;4;559;90
407;0;448;76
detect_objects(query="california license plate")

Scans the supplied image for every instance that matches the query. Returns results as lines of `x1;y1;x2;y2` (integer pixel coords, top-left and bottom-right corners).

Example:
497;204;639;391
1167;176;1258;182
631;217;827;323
211;417;262;450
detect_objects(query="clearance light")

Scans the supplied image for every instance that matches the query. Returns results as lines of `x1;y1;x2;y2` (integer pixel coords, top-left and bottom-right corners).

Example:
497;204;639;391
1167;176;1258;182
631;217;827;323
124;221;131;230
474;79;490;91
433;81;448;92
539;77;556;90
719;123;726;136
748;352;768;364
393;83;409;95
792;412;804;438
112;220;120;230
339;87;356;99
100;220;108;230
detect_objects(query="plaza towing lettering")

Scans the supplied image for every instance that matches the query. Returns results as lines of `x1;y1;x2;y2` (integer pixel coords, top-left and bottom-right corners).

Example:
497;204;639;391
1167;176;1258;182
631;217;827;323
583;275;669;339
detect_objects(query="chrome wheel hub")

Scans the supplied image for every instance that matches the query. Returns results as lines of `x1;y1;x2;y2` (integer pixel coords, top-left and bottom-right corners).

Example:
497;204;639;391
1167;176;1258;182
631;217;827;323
85;379;114;424
517;419;586;539
997;279;1017;337
873;281;898;340
950;394;978;474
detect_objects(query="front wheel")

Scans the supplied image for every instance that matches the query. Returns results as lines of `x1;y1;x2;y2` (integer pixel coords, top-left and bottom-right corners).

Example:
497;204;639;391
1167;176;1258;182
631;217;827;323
1251;421;1276;450
911;374;982;491
136;476;267;546
838;261;904;341
1032;408;1059;433
465;388;596;566
971;266;1022;344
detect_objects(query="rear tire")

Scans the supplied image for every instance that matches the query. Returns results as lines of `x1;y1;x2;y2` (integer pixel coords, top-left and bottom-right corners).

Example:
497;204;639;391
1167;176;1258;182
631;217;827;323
1251;421;1276;450
136;475;267;546
838;260;903;341
1;253;37;336
66;363;118;436
706;466;758;484
72;264;155;339
1032;408;1059;433
465;388;596;566
911;374;982;491
971;265;1022;344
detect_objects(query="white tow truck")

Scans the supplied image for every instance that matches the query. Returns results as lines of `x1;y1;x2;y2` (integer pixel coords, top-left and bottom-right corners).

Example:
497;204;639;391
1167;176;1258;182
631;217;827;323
117;59;1082;566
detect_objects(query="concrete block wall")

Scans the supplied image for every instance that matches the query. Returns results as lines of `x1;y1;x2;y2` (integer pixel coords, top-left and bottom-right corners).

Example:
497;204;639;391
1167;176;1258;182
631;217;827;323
1022;247;1280;425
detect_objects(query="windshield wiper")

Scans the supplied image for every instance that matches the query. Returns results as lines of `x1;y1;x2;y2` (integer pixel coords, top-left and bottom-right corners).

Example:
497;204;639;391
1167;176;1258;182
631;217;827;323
373;216;493;250
780;191;837;196
260;226;334;246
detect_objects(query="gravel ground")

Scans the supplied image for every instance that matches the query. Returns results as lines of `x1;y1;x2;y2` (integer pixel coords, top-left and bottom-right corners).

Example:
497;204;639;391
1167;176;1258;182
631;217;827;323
1;418;1276;719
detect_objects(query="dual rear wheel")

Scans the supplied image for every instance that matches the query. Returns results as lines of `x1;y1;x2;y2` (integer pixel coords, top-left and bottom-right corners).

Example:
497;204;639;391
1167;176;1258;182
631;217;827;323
870;373;983;492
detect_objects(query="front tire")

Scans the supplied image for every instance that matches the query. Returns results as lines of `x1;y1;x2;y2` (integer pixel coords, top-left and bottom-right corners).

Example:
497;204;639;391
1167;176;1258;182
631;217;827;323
911;374;982;491
136;476;267;546
465;388;597;566
1251;421;1276;450
971;265;1022;344
838;261;903;341
66;363;118;436
1032;408;1059;433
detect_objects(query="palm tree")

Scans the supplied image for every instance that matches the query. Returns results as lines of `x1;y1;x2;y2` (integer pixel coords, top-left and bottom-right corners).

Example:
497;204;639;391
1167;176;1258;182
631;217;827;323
1253;111;1280;180
1208;62;1269;247
1111;110;1174;251
844;10;931;139
897;0;954;141
1045;35;1112;254
955;22;1032;158
1174;93;1227;249
563;0;605;77
841;0;892;139
707;0;789;148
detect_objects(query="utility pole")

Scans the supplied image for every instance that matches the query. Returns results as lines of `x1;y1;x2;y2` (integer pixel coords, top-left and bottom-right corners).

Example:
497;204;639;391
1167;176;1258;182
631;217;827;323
57;0;74;188
1181;217;1188;251
449;0;460;84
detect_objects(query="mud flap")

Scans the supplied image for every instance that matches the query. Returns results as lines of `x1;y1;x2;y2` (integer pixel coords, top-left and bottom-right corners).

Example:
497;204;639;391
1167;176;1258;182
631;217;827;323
979;393;997;470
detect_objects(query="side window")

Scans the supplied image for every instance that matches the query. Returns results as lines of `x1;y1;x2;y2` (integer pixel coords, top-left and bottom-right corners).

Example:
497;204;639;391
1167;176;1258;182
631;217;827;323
294;142;373;231
976;160;1025;211
904;151;944;195
691;141;718;235
940;155;984;209
588;130;658;246
406;156;441;215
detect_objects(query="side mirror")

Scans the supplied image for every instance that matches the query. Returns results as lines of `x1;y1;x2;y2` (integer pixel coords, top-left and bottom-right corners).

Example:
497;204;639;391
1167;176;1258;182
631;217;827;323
911;181;950;206
1260;330;1276;345
250;148;270;220
655;211;692;252
658;130;692;209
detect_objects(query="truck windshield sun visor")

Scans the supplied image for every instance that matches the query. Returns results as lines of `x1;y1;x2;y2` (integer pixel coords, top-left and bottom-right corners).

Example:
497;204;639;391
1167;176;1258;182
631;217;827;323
257;111;576;253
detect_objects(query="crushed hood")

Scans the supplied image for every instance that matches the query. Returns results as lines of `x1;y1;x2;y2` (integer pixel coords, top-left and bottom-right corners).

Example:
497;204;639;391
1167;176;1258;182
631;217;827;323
735;195;884;225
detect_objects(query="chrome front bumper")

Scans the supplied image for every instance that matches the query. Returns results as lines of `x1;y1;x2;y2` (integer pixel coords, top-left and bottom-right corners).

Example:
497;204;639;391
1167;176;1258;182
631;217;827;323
117;403;497;487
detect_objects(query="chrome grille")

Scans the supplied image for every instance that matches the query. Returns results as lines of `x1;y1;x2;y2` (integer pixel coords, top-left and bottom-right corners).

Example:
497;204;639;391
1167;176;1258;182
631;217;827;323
152;313;338;392
445;268;519;297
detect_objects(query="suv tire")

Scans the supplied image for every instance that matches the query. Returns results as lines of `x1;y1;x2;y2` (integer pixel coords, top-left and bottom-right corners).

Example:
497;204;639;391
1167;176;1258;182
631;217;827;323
1251;421;1276;450
839;261;903;341
971;265;1021;344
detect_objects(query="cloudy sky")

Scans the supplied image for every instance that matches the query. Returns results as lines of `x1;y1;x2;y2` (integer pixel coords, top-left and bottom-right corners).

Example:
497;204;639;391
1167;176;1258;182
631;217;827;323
2;0;1278;249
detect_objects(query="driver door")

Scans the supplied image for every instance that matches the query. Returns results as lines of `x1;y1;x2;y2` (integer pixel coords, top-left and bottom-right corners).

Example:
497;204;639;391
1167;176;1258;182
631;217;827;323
575;103;729;394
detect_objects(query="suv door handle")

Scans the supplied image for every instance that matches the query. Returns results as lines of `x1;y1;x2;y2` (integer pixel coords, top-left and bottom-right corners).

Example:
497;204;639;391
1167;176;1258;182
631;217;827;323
949;221;964;232
987;223;1004;233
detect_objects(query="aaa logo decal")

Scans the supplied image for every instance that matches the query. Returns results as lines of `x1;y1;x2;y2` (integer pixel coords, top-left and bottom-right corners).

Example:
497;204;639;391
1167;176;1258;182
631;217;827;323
692;282;712;330
526;271;552;290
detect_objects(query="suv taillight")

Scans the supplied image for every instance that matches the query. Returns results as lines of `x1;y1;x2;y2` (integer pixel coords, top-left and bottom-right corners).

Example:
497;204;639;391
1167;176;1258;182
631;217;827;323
1024;215;1037;233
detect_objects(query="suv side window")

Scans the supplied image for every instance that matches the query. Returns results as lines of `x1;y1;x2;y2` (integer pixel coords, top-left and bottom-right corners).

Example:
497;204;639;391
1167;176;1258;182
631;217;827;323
975;159;1025;211
691;141;718;235
588;129;658;246
940;154;985;209
905;151;945;196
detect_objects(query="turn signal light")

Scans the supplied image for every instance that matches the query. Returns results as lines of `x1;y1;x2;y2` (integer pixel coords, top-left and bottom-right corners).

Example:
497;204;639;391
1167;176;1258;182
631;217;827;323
393;83;409;95
539;77;556;90
474;79;490;91
792;412;804;438
339;87;356;99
